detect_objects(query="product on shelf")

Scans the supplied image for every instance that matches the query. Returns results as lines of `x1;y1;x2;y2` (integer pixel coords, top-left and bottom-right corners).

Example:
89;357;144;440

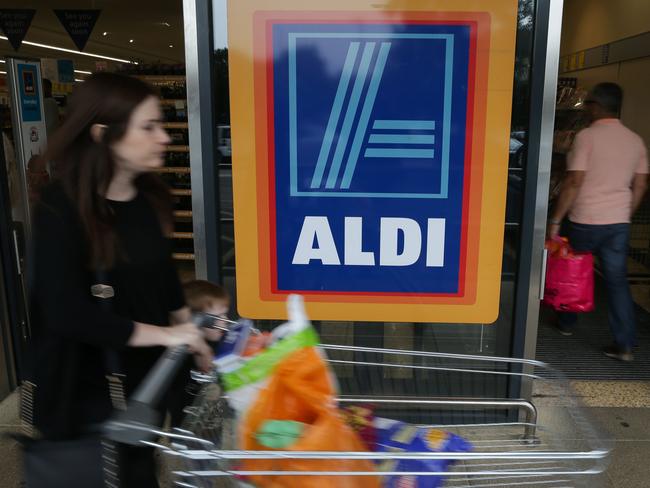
161;172;192;190
553;82;590;155
556;85;588;110
166;152;190;167
159;82;187;99
168;129;189;146
162;104;187;122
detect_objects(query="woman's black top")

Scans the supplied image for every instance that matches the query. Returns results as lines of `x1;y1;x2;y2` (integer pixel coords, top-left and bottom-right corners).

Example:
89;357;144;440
30;183;185;440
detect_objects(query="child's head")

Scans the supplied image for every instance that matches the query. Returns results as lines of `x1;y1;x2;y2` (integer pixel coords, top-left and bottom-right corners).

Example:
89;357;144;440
183;280;230;317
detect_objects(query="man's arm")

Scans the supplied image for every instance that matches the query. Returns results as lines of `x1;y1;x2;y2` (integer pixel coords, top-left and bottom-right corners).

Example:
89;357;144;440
548;170;585;238
631;173;648;217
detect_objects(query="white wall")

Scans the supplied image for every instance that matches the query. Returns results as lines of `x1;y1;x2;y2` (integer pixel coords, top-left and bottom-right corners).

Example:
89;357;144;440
613;58;650;147
560;0;650;55
560;0;650;146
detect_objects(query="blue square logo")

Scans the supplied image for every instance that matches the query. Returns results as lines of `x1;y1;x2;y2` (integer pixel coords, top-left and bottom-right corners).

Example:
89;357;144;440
272;23;472;294
284;31;456;199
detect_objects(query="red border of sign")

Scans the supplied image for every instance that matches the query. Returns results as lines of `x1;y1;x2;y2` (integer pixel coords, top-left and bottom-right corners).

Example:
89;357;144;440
253;11;490;305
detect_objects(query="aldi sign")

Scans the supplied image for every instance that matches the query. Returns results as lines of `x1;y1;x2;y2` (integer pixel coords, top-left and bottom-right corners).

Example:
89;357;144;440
229;1;518;323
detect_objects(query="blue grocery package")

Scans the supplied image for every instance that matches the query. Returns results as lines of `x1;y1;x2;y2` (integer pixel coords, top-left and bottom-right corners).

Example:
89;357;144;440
213;319;253;373
374;418;473;488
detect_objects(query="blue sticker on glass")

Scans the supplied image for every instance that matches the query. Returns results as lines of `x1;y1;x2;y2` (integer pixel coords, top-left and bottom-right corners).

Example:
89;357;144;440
17;63;42;123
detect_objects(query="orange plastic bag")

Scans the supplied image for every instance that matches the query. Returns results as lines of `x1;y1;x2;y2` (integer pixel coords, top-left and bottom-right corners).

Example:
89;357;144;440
240;346;380;488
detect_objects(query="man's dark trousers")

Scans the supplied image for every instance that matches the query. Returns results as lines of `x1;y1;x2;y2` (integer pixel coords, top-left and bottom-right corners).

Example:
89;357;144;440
558;221;636;349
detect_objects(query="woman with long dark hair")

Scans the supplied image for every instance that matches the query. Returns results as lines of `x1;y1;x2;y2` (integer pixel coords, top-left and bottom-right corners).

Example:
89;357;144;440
27;72;211;486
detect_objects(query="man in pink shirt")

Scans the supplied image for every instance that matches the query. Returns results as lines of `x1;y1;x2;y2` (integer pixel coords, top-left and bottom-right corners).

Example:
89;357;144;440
549;82;648;362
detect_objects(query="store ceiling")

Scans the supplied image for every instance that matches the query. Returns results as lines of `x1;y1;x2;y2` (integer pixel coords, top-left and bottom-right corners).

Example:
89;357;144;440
1;0;185;75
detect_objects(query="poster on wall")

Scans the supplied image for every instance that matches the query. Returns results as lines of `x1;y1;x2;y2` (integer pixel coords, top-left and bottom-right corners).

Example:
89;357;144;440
14;62;47;151
228;0;518;323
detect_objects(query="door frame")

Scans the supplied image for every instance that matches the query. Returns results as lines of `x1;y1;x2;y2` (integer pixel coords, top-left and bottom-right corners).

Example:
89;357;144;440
510;0;563;393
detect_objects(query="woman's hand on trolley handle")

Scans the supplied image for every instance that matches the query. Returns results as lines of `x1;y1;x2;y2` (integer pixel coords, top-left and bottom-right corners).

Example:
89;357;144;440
128;322;214;372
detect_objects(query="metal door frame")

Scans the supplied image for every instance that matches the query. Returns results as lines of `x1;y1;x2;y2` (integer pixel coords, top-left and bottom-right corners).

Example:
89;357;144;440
510;0;563;390
183;0;222;284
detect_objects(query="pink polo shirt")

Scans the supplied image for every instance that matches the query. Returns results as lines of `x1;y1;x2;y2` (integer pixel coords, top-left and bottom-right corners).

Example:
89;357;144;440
567;118;649;225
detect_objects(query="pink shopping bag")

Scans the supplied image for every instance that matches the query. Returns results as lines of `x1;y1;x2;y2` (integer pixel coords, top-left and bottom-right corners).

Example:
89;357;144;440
542;238;594;312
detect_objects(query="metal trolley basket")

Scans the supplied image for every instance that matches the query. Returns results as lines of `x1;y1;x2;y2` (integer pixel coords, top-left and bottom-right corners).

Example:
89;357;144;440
119;341;612;488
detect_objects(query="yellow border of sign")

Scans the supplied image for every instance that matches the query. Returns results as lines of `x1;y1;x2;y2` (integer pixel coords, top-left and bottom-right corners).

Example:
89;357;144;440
228;0;518;323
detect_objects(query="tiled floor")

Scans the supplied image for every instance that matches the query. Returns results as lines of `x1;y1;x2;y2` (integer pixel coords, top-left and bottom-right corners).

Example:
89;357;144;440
572;380;650;407
0;392;23;487
590;408;650;488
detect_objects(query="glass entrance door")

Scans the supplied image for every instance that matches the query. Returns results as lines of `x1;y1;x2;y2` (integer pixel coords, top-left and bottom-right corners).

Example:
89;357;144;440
184;0;559;403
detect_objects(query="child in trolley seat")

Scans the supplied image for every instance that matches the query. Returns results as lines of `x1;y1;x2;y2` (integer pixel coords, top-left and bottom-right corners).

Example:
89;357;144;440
168;280;232;426
183;279;231;344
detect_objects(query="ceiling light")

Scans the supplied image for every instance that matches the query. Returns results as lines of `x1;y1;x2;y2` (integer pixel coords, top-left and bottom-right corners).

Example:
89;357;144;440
102;31;108;36
0;71;6;75
169;44;174;48
162;22;171;27
75;78;84;82
74;69;92;75
0;36;137;64
0;59;4;63
129;39;134;43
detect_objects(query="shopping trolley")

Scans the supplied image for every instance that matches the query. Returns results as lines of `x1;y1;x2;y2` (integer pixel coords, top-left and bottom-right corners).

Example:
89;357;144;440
105;324;612;488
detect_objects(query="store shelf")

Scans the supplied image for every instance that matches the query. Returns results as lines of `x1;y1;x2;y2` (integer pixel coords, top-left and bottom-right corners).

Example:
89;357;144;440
135;68;193;272
160;99;186;105
137;75;186;82
156;166;191;174
163;122;188;129
173;253;195;261
172;232;194;239
167;145;189;152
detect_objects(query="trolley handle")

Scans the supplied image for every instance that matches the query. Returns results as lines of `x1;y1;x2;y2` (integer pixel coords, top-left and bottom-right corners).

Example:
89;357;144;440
104;312;227;445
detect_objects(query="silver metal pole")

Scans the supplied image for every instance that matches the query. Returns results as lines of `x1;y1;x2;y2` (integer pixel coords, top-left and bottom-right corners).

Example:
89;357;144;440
183;0;221;282
519;0;564;397
524;0;564;351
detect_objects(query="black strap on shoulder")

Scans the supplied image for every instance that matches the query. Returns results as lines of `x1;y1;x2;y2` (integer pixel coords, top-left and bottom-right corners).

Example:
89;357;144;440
92;270;122;376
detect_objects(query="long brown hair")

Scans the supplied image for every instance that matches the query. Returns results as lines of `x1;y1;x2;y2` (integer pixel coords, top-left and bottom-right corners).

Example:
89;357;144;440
42;72;173;269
